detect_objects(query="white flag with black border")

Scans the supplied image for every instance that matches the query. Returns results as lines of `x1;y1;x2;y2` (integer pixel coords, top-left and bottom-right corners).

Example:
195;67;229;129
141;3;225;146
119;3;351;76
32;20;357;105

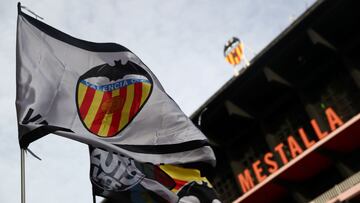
16;6;215;167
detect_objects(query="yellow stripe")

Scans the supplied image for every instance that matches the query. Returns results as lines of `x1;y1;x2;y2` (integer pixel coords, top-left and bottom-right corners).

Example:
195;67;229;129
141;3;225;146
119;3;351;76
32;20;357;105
98;89;120;136
225;55;232;64
119;84;134;130
235;46;243;61
140;83;151;106
240;42;244;52
78;83;87;106
98;113;113;137
233;52;240;64
112;88;120;97
228;54;235;65
84;90;104;128
159;165;211;186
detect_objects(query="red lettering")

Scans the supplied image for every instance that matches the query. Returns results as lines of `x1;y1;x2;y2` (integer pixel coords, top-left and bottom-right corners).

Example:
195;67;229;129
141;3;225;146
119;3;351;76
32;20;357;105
238;169;255;193
311;119;328;140
274;143;288;165
298;128;316;148
264;152;279;174
287;135;303;159
326;107;344;131
252;160;267;183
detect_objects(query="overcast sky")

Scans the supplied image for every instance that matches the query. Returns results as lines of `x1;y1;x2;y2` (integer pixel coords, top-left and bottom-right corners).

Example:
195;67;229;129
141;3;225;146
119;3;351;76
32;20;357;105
0;0;315;202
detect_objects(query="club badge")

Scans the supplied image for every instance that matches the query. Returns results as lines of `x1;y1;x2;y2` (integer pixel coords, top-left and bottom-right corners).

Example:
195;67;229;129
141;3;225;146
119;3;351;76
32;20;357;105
76;60;153;137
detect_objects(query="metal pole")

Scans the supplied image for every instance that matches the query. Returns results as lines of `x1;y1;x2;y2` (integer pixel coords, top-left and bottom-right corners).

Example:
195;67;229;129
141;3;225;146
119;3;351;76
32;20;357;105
233;65;239;76
21;149;26;203
243;54;250;67
92;187;96;203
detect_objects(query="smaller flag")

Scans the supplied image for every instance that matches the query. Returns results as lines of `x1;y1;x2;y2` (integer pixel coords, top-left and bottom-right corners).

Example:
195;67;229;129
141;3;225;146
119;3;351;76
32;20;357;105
89;146;178;203
90;148;221;203
160;164;211;192
160;165;221;203
224;37;244;66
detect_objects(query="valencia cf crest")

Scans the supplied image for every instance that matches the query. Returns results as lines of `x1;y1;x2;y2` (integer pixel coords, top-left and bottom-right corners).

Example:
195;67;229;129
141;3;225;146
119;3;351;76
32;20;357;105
76;60;153;137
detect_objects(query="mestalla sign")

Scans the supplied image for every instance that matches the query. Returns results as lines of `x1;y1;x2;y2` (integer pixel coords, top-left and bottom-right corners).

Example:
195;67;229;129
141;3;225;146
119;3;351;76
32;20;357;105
237;107;344;193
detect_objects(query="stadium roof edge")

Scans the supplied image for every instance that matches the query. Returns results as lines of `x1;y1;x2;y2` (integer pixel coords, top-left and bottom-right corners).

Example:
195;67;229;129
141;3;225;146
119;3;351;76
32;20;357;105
190;0;325;120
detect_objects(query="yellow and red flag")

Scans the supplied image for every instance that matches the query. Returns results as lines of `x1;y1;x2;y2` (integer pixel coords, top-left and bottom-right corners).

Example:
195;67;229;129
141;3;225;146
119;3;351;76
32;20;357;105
160;164;212;193
224;37;244;66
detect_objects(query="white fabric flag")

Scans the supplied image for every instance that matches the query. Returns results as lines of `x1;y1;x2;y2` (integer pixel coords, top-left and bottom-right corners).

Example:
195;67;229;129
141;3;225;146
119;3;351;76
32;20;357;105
16;8;215;167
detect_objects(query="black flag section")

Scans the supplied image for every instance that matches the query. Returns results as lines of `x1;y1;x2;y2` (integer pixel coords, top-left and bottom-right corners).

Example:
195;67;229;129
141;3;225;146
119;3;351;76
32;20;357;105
89;146;177;202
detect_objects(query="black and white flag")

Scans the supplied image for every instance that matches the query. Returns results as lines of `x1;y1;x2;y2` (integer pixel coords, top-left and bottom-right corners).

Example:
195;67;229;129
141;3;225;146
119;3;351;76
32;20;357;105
16;3;217;203
16;4;215;166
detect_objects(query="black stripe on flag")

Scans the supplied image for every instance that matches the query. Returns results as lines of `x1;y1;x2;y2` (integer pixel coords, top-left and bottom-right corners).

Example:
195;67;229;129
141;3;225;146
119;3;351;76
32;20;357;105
19;11;130;53
116;140;210;154
19;125;73;149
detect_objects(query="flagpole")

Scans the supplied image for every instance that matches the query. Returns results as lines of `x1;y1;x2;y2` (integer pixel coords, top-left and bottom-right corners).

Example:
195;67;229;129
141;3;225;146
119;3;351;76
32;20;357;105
21;149;26;203
243;54;250;67
233;64;239;76
92;187;96;203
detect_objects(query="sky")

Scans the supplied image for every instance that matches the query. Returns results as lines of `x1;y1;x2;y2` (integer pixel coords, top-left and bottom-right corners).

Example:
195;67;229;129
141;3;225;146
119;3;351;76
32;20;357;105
0;0;315;202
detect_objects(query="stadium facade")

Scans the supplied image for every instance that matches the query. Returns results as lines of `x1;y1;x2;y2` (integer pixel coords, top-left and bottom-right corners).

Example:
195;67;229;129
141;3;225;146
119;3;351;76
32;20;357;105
191;0;360;202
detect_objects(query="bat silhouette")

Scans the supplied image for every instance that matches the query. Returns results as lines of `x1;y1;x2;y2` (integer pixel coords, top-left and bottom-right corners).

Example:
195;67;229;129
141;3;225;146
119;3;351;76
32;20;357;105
79;60;152;82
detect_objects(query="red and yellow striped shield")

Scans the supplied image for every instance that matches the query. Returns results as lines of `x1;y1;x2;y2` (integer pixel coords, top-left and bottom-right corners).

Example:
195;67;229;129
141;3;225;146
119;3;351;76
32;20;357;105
224;37;244;66
76;61;153;137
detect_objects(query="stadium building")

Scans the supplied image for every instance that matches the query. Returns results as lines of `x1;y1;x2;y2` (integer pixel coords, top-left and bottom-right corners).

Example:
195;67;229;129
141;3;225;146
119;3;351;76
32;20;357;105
191;0;360;202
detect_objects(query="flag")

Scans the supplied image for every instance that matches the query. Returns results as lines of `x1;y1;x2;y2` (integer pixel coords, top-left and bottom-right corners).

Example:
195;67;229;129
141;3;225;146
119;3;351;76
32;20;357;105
16;3;218;202
89;146;178;202
224;37;244;66
16;4;215;166
89;146;221;203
